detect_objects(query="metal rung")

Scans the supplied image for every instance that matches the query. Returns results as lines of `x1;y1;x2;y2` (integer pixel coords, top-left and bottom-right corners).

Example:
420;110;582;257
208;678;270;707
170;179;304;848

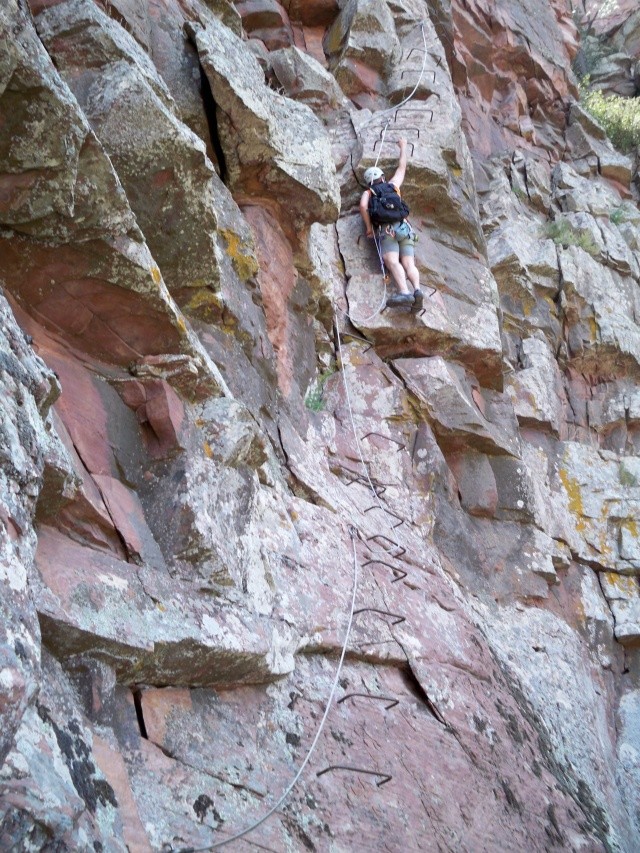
366;534;406;559
342;469;388;497
373;138;414;156
347;477;387;497
362;559;407;583
363;506;404;530
354;607;406;626
379;125;421;140
400;69;437;84
338;693;399;710
338;330;374;353
316;765;392;786
362;432;405;451
394;107;434;123
405;48;443;67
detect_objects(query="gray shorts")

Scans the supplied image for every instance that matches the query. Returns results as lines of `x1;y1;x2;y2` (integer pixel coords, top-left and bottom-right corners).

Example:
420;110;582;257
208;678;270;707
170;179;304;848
378;221;415;257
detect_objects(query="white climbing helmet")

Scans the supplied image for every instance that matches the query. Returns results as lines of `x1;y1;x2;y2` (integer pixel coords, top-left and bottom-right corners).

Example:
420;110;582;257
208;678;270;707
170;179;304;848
363;166;384;185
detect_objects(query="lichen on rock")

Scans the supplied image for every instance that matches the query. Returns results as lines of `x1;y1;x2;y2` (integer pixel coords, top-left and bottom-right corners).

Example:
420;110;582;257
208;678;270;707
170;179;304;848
1;0;640;850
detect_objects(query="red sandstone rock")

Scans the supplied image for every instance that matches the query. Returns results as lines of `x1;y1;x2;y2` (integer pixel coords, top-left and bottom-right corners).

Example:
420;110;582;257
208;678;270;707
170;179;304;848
243;204;297;396
2;0;640;849
92;734;152;853
236;0;294;49
452;0;578;158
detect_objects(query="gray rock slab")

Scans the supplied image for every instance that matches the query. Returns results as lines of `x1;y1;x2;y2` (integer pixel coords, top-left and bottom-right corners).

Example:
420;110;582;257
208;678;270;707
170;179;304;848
192;17;340;229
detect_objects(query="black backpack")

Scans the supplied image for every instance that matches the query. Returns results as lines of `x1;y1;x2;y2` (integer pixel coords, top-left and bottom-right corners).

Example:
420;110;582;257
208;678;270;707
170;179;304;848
368;182;410;225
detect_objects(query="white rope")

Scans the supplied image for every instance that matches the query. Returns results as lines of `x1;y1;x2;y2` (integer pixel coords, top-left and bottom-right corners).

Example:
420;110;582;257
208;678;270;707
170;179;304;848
176;527;360;853
170;314;387;853
360;21;431;135
193;313;388;847
373;119;391;169
345;230;388;325
388;21;430;114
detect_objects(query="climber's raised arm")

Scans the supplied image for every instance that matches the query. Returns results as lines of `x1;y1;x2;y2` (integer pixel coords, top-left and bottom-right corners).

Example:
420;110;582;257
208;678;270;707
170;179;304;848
389;138;408;188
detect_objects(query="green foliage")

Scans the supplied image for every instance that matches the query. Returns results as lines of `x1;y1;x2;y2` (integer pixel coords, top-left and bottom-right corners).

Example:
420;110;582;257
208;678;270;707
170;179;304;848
609;203;638;226
571;3;619;78
610;207;626;225
574;35;614;78
619;464;638;487
543;220;599;256
304;386;325;412
579;84;640;154
304;365;337;412
510;184;526;200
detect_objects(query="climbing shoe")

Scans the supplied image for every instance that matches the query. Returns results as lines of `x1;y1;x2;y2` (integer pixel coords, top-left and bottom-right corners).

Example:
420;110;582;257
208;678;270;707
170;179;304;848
386;292;414;308
412;288;424;311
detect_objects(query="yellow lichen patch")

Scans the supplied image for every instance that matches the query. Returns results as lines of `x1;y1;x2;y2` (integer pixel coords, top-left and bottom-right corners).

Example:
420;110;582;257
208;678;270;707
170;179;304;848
183;289;224;323
598;529;612;556
176;316;187;334
603;571;637;596
150;265;162;285
450;165;463;178
558;467;587;532
203;441;213;459
597;504;612;556
621;517;639;538
400;394;420;424
187;290;220;310
222;312;238;331
155;601;167;612
542;294;555;309
221;229;259;281
588;316;598;342
574;596;586;627
347;349;370;367
195;417;205;427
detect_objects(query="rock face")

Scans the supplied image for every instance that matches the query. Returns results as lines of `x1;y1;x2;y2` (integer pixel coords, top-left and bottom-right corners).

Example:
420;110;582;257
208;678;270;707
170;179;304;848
1;0;640;850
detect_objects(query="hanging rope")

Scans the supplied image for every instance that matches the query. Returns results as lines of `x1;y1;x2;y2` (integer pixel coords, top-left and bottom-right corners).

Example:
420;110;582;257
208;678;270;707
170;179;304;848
170;525;360;853
373;119;392;169
360;21;431;136
347;230;389;325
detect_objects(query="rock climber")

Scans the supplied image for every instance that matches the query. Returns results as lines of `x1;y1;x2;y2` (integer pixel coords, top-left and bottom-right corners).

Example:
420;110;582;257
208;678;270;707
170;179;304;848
359;138;422;310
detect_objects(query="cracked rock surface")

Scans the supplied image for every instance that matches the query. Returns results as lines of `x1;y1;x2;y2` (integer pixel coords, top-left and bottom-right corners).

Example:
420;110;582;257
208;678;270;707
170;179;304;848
1;0;640;850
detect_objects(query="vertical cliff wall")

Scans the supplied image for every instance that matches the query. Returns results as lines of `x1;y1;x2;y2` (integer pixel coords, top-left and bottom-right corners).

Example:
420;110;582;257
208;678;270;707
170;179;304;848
1;0;640;850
